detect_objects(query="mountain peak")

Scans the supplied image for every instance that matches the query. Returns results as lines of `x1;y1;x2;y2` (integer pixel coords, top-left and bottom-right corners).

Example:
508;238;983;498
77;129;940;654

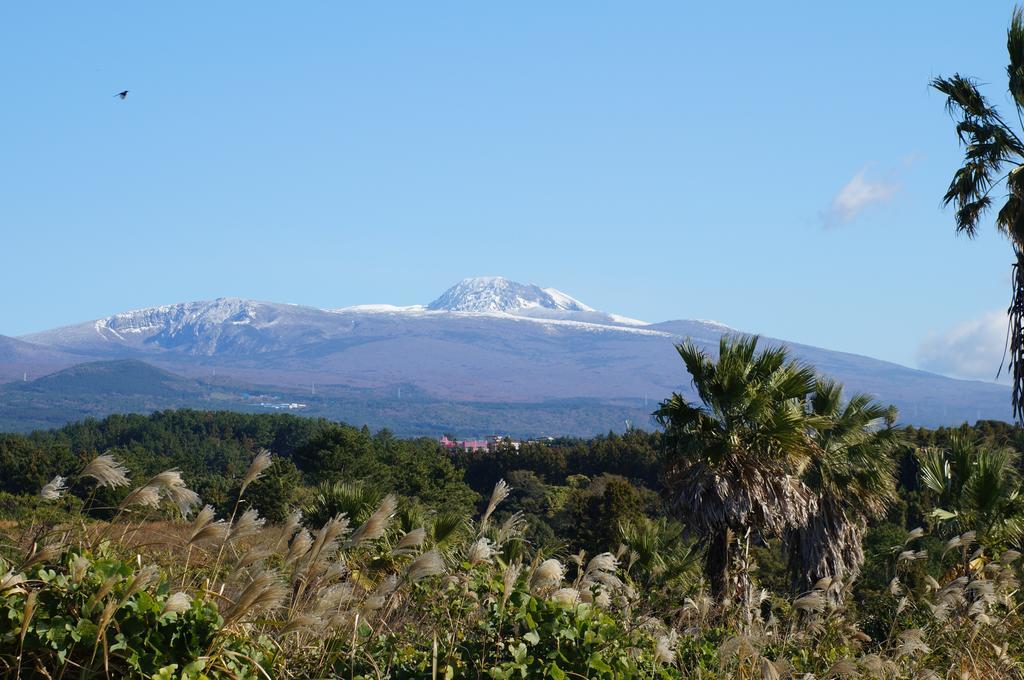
427;277;594;314
97;298;260;335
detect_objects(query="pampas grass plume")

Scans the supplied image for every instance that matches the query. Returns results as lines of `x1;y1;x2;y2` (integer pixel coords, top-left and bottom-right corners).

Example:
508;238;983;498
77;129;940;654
121;484;162;510
347;494;396;547
393;527;426;555
188;512;230;546
229;508;265;543
550;587;581;606
286;529;313;566
162;591;192;615
81;454;130;488
467;537;495;565
406;549;445;583
241;449;273;493
39;475;66;501
480;479;510;531
227;570;288;623
531;558;564;592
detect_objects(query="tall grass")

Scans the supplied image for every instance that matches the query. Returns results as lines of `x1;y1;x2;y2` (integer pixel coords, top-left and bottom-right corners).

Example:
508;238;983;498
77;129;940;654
2;451;1024;678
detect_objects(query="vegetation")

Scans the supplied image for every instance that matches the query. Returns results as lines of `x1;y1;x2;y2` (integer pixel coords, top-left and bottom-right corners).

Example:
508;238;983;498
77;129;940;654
0;358;661;438
5;337;1024;676
788;379;901;599
933;7;1024;420
655;337;820;602
8;4;1024;676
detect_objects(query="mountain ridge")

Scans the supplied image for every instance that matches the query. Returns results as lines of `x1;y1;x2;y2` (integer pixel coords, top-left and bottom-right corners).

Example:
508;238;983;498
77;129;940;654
6;277;1012;430
426;276;595;314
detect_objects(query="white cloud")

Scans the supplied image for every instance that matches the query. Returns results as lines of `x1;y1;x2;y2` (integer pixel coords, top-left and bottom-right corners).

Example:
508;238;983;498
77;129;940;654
917;310;1010;382
900;152;923;168
821;167;900;228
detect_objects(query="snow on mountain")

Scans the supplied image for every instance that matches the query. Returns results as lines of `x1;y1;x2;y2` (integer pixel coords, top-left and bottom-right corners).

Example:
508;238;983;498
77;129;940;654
334;304;427;314
427;277;594;314
10;277;1014;428
95;298;259;340
23;298;339;357
540;286;595;312
333;277;645;328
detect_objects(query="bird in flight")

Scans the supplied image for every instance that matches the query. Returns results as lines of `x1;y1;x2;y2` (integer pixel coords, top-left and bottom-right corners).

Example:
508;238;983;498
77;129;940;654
115;90;129;99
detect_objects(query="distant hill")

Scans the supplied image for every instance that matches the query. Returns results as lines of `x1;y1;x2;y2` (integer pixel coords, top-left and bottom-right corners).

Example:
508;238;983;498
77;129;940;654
17;359;204;397
4;277;1013;431
0;360;220;431
0;334;77;383
0;359;658;436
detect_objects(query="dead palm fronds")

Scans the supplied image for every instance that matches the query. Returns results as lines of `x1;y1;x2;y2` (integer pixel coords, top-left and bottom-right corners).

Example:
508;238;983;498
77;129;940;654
656;336;820;600
786;380;901;598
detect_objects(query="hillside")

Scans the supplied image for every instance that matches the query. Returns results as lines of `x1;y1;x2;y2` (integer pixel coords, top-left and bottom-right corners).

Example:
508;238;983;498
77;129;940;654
5;277;1012;430
0;360;227;431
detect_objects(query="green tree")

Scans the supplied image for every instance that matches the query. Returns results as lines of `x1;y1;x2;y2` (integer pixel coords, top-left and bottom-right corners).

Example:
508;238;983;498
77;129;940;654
617;515;699;599
656;335;817;599
500;470;558;548
292;424;378;481
292;426;477;514
917;432;1024;551
786;379;901;597
932;8;1024;419
242;456;303;522
553;474;654;553
0;434;77;495
305;479;382;528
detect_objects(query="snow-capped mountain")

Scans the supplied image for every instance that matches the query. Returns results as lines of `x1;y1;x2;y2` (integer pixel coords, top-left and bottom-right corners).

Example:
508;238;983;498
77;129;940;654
8;277;1013;430
97;298;258;337
95;299;260;351
427;276;594;314
334;277;648;327
25;298;337;358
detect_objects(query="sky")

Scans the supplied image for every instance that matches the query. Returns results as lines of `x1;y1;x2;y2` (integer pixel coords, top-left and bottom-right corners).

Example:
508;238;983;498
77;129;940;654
1;2;1021;380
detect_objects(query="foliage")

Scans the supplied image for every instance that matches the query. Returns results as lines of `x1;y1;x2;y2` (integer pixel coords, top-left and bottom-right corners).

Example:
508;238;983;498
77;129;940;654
786;379;902;597
917;432;1024;549
551;474;658;553
0;449;681;679
0;549;268;678
3;371;1024;676
617;515;700;602
656;335;819;599
305;479;383;528
0;410;477;521
933;7;1024;420
2;403;1024;675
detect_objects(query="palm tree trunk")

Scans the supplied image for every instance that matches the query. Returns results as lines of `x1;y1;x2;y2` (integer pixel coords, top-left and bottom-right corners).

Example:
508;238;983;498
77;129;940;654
705;527;731;598
1010;246;1024;422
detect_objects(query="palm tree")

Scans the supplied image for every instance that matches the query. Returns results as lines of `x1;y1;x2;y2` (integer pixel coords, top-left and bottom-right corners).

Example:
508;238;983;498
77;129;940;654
917;432;1024;552
304;480;382;528
933;8;1024;420
786;379;901;598
656;335;818;600
618;515;700;596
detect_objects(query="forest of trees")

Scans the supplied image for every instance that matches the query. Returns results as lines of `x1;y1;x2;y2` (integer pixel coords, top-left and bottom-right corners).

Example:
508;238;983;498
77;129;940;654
10;2;1024;677
4;352;1024;677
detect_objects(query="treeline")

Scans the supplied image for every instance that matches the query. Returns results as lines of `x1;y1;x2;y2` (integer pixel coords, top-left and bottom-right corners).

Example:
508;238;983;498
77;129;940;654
0;412;665;548
1;408;1020;561
3;407;1024;675
0;410;470;524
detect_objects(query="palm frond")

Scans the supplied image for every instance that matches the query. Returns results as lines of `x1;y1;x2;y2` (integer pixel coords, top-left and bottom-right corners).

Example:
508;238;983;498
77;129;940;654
1008;7;1024;108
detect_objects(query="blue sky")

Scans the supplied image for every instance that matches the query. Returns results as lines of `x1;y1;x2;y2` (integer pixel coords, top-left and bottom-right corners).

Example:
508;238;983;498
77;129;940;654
0;2;1019;379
